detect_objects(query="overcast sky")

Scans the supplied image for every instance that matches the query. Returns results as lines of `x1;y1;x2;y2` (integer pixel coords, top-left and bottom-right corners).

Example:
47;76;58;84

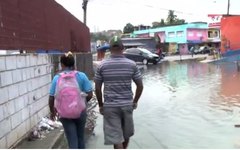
55;0;240;32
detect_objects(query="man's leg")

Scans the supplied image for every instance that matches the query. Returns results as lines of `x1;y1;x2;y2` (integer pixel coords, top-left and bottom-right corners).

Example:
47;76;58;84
122;106;134;149
123;138;129;149
103;107;124;147
114;144;124;149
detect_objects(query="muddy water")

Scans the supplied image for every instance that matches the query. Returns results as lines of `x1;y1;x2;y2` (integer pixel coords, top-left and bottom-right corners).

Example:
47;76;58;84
87;60;240;149
133;60;240;148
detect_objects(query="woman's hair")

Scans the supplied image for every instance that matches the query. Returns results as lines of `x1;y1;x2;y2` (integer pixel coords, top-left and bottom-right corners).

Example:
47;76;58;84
60;51;75;68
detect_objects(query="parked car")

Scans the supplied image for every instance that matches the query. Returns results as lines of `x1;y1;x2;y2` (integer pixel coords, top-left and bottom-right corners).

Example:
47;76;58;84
190;46;211;54
198;46;210;54
123;47;160;65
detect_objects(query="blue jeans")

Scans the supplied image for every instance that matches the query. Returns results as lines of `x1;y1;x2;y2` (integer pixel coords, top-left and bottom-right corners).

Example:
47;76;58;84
60;110;87;149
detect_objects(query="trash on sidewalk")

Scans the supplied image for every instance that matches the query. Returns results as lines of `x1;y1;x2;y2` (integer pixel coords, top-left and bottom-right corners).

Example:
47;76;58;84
26;93;98;142
28;117;62;141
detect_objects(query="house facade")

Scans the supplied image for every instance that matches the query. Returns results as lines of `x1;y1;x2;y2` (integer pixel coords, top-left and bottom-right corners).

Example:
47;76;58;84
132;22;208;54
207;14;221;49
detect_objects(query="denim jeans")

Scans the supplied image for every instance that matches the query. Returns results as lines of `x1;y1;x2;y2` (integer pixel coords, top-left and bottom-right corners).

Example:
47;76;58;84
60;110;87;149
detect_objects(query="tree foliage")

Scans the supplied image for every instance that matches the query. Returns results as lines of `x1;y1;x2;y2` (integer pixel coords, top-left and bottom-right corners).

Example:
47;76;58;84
174;18;185;25
160;19;165;26
152;22;161;28
123;23;134;34
166;10;177;25
90;32;109;42
152;10;185;28
90;30;122;42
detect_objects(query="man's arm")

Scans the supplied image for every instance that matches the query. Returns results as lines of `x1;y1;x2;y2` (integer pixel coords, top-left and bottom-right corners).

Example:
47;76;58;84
94;63;104;114
95;82;103;107
95;81;104;115
133;79;143;109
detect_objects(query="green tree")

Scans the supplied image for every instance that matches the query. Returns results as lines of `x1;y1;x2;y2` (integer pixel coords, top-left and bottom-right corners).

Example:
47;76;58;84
152;19;165;28
90;32;109;42
166;10;177;25
152;22;160;28
123;23;134;34
160;19;165;26
152;10;185;28
175;18;185;25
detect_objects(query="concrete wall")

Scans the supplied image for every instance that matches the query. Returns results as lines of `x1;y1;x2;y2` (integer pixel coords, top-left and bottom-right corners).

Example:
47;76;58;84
0;52;94;148
0;54;52;148
76;53;94;80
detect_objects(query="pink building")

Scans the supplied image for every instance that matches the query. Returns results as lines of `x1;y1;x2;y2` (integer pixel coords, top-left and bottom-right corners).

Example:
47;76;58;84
187;29;208;42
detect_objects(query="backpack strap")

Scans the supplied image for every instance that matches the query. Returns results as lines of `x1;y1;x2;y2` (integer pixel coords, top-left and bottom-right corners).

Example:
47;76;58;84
57;70;79;83
73;70;78;75
57;71;78;87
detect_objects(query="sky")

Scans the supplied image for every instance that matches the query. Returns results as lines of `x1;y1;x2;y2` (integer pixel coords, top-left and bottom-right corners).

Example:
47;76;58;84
55;0;240;32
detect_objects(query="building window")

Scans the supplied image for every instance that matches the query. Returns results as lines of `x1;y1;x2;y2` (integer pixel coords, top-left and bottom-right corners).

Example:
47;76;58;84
214;31;219;38
176;31;183;37
208;31;212;38
188;32;193;37
168;32;175;38
208;30;219;38
197;32;202;37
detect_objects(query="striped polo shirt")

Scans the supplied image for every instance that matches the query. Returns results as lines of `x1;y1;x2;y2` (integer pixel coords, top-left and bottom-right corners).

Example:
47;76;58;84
94;55;142;107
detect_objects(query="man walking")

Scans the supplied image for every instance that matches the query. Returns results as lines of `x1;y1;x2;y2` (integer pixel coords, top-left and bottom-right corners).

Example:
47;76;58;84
94;36;143;149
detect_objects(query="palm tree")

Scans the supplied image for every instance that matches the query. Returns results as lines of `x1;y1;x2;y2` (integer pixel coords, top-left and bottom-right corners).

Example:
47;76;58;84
166;10;177;25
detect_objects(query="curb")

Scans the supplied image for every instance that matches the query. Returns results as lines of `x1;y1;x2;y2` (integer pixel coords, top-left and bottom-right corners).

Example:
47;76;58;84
49;128;66;149
16;127;65;149
16;128;96;149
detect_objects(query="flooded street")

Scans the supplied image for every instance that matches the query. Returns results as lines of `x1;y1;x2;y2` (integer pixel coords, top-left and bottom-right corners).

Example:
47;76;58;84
88;60;240;149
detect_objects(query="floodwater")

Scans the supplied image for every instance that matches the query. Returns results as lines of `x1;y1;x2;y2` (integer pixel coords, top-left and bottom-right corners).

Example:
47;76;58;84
87;60;240;149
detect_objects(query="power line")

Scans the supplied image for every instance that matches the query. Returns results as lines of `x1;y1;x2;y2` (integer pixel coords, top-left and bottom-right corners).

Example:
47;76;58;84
93;0;205;18
119;0;206;17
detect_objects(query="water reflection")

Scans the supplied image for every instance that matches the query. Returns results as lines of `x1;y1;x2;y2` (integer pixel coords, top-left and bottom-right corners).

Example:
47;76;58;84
134;60;240;148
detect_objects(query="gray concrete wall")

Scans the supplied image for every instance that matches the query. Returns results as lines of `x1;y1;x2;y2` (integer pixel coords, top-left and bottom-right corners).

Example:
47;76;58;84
0;53;94;148
0;54;52;148
76;53;94;80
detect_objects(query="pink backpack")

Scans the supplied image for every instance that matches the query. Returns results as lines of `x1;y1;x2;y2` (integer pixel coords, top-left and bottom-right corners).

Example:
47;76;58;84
54;71;86;119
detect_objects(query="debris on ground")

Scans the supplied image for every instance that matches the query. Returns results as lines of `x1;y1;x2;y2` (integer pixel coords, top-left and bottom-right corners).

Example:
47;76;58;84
27;93;98;142
28;117;62;141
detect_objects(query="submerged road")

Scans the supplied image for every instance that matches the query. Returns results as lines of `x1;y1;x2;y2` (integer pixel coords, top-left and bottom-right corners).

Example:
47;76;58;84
87;57;240;149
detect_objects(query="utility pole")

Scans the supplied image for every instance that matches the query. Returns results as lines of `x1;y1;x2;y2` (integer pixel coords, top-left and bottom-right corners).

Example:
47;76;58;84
82;0;88;24
227;0;230;15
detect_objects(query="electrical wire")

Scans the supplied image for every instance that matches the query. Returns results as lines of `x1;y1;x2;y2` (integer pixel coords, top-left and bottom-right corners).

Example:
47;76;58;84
92;0;207;17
